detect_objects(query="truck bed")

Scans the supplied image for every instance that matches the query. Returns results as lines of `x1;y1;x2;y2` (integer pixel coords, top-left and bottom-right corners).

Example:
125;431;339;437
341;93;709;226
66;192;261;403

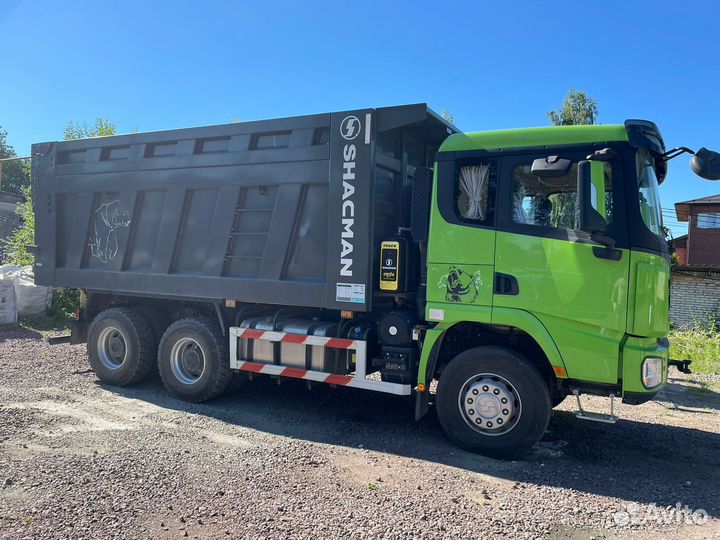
32;104;454;311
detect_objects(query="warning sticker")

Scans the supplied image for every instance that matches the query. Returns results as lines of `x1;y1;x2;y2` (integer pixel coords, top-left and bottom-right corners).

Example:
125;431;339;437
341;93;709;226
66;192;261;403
336;283;366;304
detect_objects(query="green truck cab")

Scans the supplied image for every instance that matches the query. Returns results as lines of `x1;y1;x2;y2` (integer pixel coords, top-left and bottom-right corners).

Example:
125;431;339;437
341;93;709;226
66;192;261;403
414;120;716;456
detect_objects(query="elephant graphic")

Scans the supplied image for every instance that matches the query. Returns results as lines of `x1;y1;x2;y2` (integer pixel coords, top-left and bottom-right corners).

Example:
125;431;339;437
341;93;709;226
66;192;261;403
437;266;483;303
89;200;131;263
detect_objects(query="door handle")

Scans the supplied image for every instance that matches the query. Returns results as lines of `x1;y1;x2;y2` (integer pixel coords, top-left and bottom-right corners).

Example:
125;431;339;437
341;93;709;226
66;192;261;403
494;273;519;295
592;246;622;261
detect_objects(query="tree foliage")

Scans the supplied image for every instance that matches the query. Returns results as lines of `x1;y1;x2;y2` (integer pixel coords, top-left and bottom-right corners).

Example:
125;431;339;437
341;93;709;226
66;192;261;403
545;89;600;227
2;184;34;265
547;89;598;126
63;117;117;140
0;126;30;195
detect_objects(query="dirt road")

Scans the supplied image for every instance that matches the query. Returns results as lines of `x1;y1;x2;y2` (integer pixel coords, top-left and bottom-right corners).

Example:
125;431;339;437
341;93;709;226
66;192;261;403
1;325;719;539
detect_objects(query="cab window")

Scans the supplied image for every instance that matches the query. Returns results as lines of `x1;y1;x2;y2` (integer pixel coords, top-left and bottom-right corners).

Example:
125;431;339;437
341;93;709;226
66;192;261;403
511;160;613;230
454;159;497;226
635;149;662;236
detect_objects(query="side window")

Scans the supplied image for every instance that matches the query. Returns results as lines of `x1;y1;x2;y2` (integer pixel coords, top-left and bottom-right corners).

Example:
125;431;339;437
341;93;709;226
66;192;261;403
697;212;720;229
455;160;497;226
512;160;613;230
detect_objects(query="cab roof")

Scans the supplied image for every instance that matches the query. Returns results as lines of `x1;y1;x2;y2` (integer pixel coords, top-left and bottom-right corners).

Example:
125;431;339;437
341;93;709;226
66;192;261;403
439;124;629;153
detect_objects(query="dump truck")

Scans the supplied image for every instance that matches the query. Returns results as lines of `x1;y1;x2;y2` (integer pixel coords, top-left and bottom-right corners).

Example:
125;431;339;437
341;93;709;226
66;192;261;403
31;104;720;458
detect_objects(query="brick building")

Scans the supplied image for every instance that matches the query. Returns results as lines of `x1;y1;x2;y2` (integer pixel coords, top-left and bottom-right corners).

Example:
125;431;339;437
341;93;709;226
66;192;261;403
669;234;688;265
670;267;720;328
674;195;720;266
669;195;720;327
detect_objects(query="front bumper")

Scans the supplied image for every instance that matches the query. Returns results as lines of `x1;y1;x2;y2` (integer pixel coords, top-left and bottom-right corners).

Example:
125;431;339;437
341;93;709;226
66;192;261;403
621;336;669;403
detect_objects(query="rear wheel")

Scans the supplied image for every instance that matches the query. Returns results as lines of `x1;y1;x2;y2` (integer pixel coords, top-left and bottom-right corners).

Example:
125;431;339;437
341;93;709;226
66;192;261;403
134;305;170;351
158;317;232;402
436;346;551;459
87;307;155;386
133;305;170;377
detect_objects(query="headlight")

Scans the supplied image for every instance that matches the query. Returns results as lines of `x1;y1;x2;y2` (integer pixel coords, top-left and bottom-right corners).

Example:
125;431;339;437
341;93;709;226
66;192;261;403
642;356;663;389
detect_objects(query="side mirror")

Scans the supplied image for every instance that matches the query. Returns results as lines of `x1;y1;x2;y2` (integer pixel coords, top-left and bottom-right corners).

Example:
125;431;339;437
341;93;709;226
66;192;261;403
690;148;720;180
577;160;608;235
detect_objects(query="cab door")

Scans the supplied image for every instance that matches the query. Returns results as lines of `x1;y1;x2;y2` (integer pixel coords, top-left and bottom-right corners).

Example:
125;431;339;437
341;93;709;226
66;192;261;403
425;155;499;318
492;150;630;384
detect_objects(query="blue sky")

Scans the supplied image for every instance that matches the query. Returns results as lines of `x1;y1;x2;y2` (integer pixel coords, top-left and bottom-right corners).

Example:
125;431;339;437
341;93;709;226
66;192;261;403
1;0;718;237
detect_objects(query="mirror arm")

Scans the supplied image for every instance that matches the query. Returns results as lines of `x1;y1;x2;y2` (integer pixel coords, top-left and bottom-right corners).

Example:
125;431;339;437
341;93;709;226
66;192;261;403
661;146;696;161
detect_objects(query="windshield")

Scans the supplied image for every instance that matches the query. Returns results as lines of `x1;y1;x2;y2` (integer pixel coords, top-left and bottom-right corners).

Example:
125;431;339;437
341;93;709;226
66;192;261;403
635;149;663;236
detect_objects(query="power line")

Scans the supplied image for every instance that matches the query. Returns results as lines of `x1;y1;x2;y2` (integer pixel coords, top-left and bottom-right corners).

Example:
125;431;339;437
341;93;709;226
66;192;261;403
661;211;720;227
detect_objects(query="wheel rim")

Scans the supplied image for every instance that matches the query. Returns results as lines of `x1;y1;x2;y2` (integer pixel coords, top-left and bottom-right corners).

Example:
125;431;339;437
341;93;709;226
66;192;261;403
458;373;522;436
170;337;206;385
97;326;128;370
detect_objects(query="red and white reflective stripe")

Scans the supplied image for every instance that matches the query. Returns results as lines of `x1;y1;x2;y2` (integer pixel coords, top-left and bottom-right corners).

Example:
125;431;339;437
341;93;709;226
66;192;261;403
231;359;410;395
232;327;362;350
228;326;411;396
232;360;353;385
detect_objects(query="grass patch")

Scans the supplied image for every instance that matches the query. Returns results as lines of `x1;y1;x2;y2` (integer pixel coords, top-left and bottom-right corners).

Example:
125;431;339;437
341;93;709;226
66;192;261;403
19;313;72;334
16;288;79;334
669;326;720;375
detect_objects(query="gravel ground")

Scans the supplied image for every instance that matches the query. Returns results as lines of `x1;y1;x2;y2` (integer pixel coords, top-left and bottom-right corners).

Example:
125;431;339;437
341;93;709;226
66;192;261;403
1;324;719;540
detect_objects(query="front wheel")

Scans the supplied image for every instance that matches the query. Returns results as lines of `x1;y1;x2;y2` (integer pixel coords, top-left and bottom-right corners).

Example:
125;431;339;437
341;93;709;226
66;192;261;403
436;346;551;459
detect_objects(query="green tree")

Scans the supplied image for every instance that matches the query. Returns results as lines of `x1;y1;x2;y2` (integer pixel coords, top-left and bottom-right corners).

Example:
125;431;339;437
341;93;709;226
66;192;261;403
0;127;30;195
547;89;599;126
2;184;34;265
63;117;117;140
545;89;600;228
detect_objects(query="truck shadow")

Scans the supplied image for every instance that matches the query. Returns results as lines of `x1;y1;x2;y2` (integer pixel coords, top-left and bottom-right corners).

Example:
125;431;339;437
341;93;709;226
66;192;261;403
656;376;720;412
0;324;44;343
106;376;720;518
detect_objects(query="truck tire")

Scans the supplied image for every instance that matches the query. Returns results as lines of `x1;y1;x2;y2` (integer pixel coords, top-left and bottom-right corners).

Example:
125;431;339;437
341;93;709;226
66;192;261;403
436;346;551;459
87;307;155;386
134;305;170;352
158;317;232;402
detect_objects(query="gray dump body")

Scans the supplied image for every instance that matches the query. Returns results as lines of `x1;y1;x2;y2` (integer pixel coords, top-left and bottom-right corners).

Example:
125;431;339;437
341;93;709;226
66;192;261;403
33;104;455;311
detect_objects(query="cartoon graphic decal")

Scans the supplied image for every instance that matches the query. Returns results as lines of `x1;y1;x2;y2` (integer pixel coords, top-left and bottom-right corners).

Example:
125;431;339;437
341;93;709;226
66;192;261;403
89;200;131;263
437;266;483;303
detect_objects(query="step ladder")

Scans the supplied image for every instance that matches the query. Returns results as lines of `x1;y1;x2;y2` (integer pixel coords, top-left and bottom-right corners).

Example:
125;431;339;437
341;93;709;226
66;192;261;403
572;389;617;424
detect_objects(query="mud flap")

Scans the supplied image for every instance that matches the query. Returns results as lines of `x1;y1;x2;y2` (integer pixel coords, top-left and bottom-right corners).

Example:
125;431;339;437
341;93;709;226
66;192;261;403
414;329;445;420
